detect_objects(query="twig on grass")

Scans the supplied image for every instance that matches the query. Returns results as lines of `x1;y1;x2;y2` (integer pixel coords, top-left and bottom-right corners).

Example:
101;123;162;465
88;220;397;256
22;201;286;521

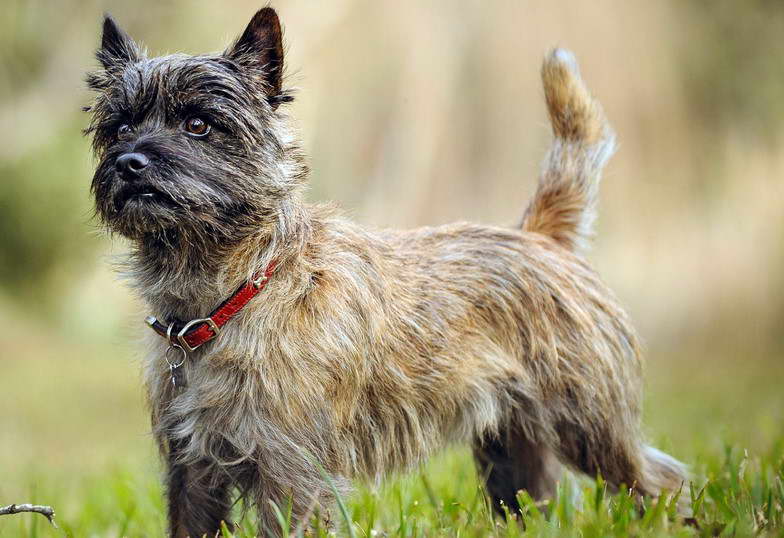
0;504;57;527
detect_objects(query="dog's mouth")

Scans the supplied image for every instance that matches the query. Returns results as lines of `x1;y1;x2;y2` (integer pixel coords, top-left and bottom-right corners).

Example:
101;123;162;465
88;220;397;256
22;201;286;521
114;183;176;212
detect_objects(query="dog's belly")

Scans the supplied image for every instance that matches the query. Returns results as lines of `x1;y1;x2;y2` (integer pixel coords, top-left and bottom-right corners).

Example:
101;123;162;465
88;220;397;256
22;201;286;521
322;337;524;481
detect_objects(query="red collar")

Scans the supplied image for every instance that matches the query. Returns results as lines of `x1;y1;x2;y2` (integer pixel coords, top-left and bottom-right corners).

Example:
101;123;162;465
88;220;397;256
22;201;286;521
145;261;277;353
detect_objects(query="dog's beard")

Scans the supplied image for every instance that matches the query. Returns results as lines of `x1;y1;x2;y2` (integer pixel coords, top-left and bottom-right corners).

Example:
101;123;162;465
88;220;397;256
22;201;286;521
92;151;250;243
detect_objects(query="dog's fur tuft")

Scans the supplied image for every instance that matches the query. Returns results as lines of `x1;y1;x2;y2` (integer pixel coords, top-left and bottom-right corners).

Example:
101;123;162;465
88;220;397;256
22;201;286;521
85;10;687;538
522;49;616;254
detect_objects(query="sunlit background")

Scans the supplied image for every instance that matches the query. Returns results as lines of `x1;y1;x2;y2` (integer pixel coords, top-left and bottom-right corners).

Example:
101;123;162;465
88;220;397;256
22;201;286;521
1;0;782;532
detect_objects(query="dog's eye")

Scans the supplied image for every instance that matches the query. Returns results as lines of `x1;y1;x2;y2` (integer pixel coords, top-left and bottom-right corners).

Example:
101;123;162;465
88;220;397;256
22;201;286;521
184;117;210;137
117;124;131;137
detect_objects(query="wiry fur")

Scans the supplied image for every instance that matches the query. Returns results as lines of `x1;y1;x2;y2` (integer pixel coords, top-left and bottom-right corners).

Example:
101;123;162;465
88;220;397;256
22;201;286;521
86;9;687;537
522;49;616;254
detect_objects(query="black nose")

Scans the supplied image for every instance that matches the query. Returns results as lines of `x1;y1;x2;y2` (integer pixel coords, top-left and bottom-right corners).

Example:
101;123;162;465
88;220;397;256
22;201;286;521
115;152;150;179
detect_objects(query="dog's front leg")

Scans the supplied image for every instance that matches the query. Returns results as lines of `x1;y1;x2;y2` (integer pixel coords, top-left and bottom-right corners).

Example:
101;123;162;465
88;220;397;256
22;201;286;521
250;467;341;537
166;437;233;538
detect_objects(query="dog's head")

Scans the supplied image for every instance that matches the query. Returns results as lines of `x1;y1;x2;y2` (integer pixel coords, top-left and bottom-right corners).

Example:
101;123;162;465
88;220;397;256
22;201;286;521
85;8;303;244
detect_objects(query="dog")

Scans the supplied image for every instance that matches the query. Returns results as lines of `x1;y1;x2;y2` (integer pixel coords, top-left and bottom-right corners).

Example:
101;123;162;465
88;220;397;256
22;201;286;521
85;7;687;537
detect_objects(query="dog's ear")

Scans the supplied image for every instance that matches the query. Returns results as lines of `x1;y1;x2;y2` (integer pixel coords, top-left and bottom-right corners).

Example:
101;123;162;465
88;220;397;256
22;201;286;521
97;14;141;71
225;7;291;107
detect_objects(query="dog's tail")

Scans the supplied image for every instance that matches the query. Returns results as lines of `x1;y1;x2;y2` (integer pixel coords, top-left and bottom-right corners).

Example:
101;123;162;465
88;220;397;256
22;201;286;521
639;444;691;514
521;49;616;254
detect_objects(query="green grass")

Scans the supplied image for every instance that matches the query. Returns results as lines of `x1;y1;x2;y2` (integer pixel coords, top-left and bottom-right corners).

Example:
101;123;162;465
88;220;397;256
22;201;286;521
1;313;783;537
4;442;784;537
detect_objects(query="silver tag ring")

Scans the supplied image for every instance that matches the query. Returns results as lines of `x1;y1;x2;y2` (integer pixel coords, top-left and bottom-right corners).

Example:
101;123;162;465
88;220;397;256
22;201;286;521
165;345;187;369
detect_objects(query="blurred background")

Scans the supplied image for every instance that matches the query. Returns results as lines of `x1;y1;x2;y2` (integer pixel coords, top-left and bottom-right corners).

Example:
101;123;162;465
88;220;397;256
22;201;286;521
1;0;782;527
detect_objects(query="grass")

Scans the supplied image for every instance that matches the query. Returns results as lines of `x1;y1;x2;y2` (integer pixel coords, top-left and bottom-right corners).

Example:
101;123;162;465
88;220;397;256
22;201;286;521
4;440;784;537
1;309;783;537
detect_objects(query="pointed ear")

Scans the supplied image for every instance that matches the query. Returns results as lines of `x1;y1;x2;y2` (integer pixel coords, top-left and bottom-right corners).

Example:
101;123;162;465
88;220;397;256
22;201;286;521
97;14;141;70
225;7;288;106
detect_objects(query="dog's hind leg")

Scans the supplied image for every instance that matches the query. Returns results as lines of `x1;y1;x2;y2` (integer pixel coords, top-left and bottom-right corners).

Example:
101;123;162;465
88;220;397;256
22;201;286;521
555;421;687;505
473;428;561;516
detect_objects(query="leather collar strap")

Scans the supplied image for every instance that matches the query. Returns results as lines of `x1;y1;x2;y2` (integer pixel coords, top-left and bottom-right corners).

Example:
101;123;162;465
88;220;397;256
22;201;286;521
145;261;277;353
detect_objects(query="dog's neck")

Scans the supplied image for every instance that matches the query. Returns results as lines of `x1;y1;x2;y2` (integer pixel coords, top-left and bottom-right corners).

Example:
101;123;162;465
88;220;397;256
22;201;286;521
124;196;312;321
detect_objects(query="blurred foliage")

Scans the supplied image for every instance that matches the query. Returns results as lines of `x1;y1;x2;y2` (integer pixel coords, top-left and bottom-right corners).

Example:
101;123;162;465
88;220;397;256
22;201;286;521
0;1;98;312
0;1;780;357
683;1;784;145
0;132;97;308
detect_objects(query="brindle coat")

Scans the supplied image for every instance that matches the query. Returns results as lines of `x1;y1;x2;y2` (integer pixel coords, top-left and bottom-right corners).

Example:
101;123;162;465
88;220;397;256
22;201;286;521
86;8;686;537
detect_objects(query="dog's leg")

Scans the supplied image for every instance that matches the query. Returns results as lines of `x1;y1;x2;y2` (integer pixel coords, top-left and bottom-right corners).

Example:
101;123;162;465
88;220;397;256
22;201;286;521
555;422;686;502
473;429;561;516
166;438;233;538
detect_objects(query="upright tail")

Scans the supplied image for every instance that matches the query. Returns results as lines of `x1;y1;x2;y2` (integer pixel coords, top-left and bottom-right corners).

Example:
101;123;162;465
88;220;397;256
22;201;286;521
521;49;616;254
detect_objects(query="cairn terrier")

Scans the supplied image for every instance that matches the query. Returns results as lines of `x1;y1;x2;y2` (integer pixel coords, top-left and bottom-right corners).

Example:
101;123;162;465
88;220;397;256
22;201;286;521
85;7;686;537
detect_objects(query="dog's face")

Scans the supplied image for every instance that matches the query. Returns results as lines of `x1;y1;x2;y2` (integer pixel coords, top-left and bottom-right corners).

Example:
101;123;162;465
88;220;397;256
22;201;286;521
86;8;297;243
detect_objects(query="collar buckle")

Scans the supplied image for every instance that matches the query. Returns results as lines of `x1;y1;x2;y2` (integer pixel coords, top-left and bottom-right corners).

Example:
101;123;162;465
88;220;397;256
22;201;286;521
177;317;220;353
